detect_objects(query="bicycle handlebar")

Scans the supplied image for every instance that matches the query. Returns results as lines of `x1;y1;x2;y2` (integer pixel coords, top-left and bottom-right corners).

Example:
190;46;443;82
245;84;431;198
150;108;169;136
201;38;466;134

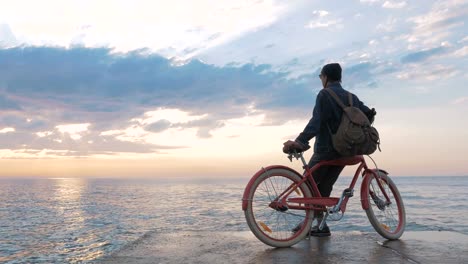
284;141;310;166
287;150;302;161
287;150;309;167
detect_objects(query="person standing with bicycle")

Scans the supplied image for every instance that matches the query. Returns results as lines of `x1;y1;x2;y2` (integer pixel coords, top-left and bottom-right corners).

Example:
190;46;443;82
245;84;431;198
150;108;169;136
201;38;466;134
283;63;376;237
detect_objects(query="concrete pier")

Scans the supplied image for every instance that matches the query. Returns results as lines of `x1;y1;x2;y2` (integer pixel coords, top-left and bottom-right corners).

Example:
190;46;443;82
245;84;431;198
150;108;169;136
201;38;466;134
98;231;468;263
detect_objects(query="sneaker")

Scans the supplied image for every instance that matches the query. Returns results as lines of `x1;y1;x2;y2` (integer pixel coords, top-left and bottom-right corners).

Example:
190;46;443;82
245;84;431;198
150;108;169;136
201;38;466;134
292;222;331;237
309;223;331;237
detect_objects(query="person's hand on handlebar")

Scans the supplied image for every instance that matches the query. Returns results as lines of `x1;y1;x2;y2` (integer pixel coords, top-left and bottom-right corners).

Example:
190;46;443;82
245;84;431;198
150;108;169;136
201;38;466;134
282;140;310;154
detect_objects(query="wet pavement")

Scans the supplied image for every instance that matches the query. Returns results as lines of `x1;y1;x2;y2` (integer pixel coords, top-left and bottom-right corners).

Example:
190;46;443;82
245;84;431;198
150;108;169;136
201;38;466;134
98;231;468;264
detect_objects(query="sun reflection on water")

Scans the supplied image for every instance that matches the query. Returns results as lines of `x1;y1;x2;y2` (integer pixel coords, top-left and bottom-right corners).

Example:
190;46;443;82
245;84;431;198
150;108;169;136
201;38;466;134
50;178;106;263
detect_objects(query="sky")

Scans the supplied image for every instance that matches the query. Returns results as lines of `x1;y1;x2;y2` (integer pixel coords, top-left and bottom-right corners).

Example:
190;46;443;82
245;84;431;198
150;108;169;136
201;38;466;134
0;0;467;178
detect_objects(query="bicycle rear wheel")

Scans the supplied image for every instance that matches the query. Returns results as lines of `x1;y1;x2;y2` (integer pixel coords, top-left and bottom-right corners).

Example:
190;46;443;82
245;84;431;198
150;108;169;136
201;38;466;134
244;168;313;247
364;170;405;240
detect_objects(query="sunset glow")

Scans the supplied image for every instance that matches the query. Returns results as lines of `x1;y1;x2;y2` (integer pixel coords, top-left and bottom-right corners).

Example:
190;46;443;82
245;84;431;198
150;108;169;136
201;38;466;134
0;0;467;177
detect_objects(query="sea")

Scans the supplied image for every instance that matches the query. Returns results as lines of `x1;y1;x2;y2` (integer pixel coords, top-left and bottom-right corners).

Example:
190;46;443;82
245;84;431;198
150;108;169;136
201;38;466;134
1;175;467;263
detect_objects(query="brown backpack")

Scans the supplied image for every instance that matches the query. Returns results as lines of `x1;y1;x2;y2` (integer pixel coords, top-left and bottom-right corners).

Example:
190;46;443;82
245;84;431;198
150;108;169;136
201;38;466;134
324;89;380;156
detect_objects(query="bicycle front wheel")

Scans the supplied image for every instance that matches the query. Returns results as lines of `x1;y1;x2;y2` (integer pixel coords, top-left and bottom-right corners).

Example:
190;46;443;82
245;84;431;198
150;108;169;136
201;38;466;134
364;170;405;240
244;168;314;247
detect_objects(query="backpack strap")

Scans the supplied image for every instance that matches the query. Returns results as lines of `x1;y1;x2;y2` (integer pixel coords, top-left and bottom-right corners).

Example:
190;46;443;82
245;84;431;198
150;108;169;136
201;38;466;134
324;88;354;108
324;88;347;109
325;88;345;136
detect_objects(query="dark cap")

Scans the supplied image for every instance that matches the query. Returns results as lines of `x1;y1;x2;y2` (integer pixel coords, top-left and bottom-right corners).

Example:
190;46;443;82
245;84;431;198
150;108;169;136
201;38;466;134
321;63;342;81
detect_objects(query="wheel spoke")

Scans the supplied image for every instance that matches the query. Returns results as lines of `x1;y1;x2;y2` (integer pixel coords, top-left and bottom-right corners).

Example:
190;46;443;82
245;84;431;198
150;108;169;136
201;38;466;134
248;172;312;244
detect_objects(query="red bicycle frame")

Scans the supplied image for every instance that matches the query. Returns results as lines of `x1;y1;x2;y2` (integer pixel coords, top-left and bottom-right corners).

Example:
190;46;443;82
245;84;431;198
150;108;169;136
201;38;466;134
242;154;391;214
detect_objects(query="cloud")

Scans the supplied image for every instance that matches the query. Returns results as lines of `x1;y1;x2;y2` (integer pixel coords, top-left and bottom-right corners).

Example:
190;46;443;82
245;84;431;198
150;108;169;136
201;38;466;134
134;108;207;126
459;36;468;43
0;126;172;158
56;123;90;140
169;115;225;138
452;46;468;57
452;97;468;105
307;19;343;29
0;24;16;47
360;0;381;3
144;120;172;133
0;1;286;58
397;64;459;81
313;10;329;17
0;46;322;157
0;94;22;110
0;127;15;133
382;1;407;9
400;45;450;63
376;17;399;32
137;108;224;137
343;62;380;88
406;0;467;46
306;10;343;30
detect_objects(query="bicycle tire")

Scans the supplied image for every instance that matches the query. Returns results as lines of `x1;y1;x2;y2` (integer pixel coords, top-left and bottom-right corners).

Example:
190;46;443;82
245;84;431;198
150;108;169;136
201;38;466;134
244;168;314;247
364;170;406;240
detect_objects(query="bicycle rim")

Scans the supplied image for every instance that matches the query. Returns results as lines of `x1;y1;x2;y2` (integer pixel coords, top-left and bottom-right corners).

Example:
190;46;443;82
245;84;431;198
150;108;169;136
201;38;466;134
365;172;405;239
245;169;313;247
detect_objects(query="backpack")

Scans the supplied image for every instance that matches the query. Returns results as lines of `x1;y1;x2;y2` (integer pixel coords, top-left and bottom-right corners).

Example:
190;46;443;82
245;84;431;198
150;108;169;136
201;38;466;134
324;89;380;156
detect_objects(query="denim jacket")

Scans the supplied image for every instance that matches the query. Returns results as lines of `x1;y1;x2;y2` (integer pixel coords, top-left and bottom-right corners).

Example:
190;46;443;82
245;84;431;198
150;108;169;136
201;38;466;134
295;82;372;155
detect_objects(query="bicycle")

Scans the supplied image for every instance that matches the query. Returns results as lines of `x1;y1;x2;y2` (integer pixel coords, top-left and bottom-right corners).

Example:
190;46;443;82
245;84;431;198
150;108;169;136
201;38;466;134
241;150;406;247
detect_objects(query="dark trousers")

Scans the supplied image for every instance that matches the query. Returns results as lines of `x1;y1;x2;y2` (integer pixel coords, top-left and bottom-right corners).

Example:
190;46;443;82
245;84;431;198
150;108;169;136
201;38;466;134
308;152;344;198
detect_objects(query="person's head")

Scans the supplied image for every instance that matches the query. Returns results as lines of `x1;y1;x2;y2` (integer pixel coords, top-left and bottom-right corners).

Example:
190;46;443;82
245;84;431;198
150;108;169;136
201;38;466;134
319;63;342;88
